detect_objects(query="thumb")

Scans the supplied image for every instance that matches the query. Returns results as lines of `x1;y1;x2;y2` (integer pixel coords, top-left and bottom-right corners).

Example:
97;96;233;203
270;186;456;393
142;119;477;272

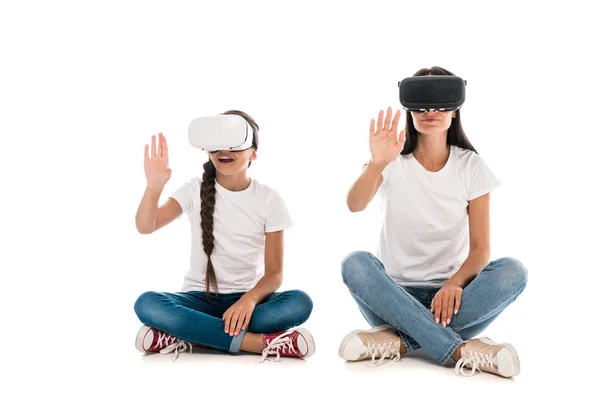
396;130;406;148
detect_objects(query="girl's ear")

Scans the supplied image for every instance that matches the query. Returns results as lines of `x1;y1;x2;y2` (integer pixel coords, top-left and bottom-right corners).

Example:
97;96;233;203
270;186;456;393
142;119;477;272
249;149;257;161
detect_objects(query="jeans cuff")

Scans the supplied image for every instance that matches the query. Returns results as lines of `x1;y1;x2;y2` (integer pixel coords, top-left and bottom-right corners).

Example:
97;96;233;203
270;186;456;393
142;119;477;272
399;332;417;352
228;329;247;353
441;338;463;364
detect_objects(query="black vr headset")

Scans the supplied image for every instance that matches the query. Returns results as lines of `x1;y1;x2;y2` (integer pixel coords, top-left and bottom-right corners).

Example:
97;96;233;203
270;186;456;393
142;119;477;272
398;75;467;112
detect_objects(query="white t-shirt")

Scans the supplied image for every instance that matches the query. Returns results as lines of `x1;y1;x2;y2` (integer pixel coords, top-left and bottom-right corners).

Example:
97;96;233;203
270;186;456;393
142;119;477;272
170;177;293;294
377;145;501;287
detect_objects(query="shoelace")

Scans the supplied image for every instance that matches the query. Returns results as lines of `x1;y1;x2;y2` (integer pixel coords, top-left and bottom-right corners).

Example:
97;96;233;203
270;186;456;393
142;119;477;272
259;332;297;363
159;340;193;362
455;349;495;377
156;331;178;348
365;339;401;366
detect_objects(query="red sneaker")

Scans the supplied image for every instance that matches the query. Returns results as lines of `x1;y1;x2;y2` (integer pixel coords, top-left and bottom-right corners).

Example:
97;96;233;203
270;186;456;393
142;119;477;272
260;328;315;362
135;325;192;360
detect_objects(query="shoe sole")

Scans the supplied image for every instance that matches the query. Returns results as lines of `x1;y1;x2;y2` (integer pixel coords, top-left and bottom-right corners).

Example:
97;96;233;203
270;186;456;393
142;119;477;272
296;328;316;358
338;324;393;361
135;325;152;353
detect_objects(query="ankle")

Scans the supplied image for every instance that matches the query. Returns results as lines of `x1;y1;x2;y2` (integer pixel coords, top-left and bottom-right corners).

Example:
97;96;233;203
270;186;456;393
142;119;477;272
451;343;466;362
240;332;265;354
400;340;407;355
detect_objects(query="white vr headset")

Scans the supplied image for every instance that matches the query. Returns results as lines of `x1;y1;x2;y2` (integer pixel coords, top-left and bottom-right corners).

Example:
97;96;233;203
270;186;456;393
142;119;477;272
188;115;255;152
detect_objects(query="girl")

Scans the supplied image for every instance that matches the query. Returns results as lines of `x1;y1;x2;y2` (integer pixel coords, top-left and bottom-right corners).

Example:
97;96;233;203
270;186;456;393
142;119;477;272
338;67;528;378
134;110;315;362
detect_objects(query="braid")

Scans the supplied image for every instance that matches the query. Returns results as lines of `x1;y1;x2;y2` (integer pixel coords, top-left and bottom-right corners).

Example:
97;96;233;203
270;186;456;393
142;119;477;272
200;159;218;297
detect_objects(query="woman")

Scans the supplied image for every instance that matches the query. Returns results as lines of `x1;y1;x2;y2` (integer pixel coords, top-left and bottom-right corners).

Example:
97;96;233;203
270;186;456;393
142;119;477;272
338;67;527;378
134;110;315;362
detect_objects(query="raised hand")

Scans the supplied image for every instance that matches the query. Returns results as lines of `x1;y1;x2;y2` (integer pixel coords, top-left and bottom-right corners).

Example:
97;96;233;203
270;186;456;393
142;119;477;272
144;132;172;189
369;107;405;167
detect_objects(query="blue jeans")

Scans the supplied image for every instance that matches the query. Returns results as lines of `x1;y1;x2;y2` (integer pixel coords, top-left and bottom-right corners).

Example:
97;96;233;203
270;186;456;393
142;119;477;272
134;290;313;353
341;251;527;364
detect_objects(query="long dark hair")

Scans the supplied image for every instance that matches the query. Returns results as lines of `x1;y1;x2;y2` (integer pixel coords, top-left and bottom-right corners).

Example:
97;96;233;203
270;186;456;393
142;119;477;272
200;110;259;297
401;66;477;155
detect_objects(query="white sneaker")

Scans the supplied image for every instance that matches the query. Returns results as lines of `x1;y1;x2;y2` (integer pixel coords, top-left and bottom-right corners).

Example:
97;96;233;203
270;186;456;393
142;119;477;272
455;337;521;378
339;325;402;365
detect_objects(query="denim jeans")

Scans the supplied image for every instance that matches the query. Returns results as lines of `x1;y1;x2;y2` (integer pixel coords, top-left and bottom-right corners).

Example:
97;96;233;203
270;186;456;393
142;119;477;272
134;290;313;353
341;251;528;363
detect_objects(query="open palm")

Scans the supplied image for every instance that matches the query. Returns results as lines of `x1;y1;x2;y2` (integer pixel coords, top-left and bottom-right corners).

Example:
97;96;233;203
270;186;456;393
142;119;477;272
144;132;172;189
369;107;405;166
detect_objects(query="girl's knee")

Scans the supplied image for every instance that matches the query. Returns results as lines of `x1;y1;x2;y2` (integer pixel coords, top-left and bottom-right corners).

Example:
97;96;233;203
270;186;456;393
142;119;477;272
286;290;313;323
134;291;162;320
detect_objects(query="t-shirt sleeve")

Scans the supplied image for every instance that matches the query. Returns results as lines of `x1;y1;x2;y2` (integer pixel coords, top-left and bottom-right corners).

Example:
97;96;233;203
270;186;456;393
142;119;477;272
169;178;199;215
468;156;502;201
265;189;293;233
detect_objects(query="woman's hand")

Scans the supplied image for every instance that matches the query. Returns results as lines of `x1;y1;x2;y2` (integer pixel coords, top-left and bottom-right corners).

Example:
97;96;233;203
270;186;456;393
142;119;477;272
222;296;257;336
431;282;463;327
369;107;405;167
144;133;172;189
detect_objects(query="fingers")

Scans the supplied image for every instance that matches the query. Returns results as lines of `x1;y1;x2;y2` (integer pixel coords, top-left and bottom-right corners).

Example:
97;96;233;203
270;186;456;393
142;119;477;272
162;133;169;161
233;314;247;336
442;294;450;327
384;107;393;131
144;144;149;162
434;296;442;324
230;311;241;336
376;109;384;132
151;135;157;158
158;133;163;158
370;119;376;136
395;129;406;149
241;312;250;331
454;290;462;315
223;310;232;334
433;288;463;326
391;110;401;133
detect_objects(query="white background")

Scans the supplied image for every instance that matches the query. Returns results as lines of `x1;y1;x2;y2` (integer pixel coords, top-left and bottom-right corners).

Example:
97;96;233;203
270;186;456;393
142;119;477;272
1;0;598;398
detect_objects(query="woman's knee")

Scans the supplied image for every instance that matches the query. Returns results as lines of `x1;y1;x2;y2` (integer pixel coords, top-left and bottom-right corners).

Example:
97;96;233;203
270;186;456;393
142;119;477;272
496;257;528;292
341;250;378;284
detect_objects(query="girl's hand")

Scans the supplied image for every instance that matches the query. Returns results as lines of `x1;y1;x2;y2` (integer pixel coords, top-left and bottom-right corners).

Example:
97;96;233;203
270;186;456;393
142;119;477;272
431;283;463;327
222;296;256;336
144;133;172;189
369;107;405;167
